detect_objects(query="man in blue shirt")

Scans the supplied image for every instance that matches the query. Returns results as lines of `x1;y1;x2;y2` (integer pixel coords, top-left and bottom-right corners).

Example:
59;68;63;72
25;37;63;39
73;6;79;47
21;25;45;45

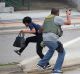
14;16;43;57
14;16;50;66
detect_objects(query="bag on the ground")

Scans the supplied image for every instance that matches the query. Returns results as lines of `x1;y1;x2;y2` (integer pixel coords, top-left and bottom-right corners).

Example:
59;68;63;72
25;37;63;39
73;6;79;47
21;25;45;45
13;32;25;48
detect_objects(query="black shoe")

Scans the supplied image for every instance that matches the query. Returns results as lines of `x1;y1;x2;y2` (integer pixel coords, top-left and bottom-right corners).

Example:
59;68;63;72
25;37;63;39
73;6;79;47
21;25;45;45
14;50;21;56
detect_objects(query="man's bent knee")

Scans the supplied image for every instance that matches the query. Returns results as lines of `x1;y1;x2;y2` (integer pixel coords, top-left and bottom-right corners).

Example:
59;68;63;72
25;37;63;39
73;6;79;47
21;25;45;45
56;41;64;53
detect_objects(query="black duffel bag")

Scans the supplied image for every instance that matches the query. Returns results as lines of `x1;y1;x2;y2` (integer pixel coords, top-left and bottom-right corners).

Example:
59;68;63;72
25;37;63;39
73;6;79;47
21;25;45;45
13;32;25;48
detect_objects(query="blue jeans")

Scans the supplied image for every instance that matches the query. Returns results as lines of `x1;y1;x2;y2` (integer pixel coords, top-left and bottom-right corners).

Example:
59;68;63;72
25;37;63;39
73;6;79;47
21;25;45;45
38;41;65;71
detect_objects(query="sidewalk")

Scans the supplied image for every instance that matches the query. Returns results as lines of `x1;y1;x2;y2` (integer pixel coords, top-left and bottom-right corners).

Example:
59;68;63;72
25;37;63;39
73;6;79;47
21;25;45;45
0;9;80;21
0;9;80;32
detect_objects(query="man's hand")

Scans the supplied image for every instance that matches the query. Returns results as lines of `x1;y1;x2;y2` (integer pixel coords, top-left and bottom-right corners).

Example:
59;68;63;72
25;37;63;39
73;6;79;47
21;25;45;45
64;8;71;25
20;29;36;34
66;8;71;15
20;30;24;33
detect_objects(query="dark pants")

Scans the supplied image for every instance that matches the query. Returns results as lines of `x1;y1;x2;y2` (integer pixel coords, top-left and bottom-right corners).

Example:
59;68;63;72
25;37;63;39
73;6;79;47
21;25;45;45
19;34;44;59
56;41;64;53
19;34;64;65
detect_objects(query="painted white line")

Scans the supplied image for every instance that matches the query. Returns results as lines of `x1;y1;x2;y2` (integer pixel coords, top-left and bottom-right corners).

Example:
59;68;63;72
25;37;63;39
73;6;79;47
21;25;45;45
20;37;80;65
63;37;80;47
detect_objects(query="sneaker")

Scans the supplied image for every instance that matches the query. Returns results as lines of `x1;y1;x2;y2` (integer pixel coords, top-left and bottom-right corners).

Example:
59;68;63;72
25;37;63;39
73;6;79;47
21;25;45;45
46;64;51;69
14;50;21;56
51;70;63;74
37;64;45;71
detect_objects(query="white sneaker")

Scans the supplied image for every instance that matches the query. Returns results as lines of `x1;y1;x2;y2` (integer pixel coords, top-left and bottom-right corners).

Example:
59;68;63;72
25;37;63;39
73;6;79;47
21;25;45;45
37;65;45;71
46;64;51;69
51;70;63;74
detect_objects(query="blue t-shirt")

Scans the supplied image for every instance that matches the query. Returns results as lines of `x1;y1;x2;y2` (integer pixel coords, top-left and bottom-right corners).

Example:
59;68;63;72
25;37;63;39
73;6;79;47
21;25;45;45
28;22;42;35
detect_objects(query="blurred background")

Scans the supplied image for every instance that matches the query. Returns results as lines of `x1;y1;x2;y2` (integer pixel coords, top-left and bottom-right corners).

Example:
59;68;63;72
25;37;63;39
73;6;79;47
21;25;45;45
0;0;80;11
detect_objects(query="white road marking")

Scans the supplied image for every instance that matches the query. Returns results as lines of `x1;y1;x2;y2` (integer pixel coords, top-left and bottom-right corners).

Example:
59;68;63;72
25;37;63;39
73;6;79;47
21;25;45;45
19;37;80;65
63;37;80;47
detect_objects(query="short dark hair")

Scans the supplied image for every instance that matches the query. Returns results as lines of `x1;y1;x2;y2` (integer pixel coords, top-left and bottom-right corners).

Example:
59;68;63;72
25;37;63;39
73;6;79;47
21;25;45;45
51;8;59;15
23;16;32;24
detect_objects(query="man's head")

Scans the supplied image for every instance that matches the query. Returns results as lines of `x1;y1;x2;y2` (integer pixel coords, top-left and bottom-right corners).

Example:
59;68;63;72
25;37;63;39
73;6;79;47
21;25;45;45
23;16;32;26
51;8;59;16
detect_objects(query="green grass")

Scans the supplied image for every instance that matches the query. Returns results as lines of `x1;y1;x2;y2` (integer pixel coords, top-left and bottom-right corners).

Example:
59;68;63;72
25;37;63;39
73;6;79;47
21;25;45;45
0;62;18;66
